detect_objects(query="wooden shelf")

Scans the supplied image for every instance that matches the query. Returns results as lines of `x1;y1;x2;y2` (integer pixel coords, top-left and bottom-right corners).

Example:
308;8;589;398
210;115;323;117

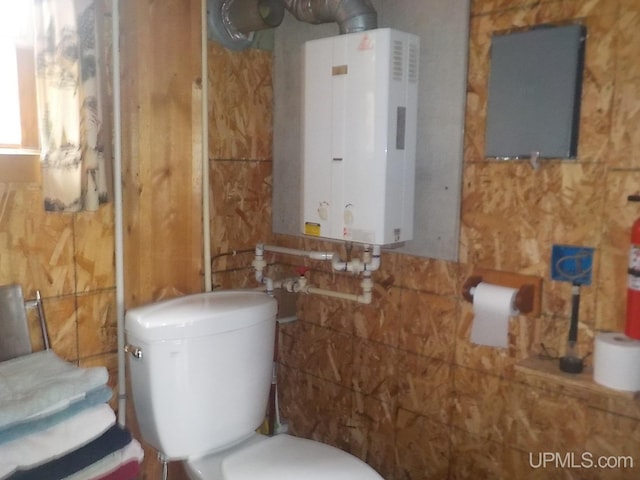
514;356;639;402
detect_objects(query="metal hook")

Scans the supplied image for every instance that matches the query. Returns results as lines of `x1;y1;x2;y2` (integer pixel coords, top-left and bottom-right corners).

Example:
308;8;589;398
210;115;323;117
529;151;540;170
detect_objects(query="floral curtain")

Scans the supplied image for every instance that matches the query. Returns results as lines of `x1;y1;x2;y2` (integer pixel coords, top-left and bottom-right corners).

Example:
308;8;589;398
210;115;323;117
33;0;109;212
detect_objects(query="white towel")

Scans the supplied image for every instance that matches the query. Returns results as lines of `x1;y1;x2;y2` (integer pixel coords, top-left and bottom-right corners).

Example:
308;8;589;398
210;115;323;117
0;350;108;429
0;403;115;479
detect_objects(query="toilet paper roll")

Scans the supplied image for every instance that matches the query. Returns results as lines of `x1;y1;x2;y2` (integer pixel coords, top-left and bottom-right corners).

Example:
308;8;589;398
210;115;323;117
470;282;519;348
593;332;640;392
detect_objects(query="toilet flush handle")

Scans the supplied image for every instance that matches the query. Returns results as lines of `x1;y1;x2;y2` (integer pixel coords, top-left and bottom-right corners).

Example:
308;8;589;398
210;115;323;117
124;343;143;359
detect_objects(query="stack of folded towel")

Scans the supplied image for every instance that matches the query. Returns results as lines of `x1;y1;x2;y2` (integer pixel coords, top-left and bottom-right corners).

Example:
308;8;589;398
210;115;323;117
0;350;143;480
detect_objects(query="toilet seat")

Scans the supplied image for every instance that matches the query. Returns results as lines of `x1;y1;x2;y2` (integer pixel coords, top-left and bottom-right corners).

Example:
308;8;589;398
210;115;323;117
185;434;383;480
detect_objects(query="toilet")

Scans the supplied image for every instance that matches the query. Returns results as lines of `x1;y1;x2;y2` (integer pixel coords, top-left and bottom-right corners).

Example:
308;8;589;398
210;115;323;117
125;290;383;479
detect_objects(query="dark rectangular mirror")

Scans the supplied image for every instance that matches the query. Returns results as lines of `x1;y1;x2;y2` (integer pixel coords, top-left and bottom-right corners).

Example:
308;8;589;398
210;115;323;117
485;24;587;159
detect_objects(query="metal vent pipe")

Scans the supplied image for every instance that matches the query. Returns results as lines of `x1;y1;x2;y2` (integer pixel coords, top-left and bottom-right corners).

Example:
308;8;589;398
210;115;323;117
208;0;286;50
283;0;377;34
208;0;377;50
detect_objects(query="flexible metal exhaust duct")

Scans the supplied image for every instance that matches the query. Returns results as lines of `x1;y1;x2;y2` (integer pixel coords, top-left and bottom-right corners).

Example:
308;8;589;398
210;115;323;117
207;0;286;50
207;0;377;50
283;0;377;34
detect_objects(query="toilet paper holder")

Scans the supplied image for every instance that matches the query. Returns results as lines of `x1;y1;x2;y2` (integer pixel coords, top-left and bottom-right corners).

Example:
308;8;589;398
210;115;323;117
462;271;541;316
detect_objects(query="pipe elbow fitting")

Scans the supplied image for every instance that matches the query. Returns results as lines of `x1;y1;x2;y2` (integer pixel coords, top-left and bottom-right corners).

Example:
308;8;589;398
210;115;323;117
332;255;347;272
283;0;377;33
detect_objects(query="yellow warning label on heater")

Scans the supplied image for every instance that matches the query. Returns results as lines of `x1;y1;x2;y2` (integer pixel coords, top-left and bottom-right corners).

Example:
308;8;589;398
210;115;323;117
304;222;321;237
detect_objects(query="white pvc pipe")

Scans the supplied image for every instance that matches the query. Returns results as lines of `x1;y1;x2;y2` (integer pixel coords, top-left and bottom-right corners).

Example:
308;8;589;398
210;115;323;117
264;272;373;304
303;285;371;304
262;244;334;261
201;0;212;292
257;243;382;275
254;243;378;304
111;0;126;427
252;246;267;284
368;245;381;271
331;245;380;273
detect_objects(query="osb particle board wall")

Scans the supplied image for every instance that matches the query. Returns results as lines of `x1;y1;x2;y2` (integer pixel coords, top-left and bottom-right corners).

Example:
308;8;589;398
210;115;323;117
208;41;275;290
0;187;118;378
270;1;640;479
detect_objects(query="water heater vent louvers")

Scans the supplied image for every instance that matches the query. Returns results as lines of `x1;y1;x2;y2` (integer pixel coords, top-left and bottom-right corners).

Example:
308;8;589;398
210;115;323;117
408;43;419;83
392;39;404;81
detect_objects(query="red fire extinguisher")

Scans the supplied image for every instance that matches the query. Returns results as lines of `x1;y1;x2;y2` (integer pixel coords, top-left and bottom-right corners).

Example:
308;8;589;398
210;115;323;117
626;195;640;339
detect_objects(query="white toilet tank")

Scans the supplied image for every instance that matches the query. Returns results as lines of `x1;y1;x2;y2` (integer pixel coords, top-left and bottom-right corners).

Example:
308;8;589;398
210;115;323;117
125;291;278;460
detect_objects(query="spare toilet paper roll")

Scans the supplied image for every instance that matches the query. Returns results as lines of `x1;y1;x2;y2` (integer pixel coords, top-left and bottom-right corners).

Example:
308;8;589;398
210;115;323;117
470;282;519;348
594;332;640;392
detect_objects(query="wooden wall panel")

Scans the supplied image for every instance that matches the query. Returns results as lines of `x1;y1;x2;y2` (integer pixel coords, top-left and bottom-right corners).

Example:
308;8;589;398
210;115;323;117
74;205;115;292
0;184;75;297
118;1;202;478
610;1;640;168
208;42;273;161
120;0;203;306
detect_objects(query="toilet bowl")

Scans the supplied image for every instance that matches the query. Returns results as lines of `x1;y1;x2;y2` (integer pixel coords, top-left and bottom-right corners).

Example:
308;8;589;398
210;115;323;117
124;290;383;479
185;433;382;479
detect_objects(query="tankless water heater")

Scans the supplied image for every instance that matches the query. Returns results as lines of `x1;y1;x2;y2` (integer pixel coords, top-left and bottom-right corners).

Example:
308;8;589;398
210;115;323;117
302;28;419;246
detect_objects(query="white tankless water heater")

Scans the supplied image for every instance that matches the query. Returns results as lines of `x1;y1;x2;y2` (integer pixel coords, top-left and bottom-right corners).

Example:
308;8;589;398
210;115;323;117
302;28;419;246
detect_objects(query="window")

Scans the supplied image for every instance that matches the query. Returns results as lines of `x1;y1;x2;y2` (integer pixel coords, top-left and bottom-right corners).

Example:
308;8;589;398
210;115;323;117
0;1;40;182
0;41;22;146
0;43;38;151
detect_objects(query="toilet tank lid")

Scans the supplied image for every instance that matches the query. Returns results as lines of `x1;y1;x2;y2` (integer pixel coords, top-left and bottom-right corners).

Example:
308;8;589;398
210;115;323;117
125;291;277;341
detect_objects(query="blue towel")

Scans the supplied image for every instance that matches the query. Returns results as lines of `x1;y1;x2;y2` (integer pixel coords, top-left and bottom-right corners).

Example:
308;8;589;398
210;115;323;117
8;425;132;480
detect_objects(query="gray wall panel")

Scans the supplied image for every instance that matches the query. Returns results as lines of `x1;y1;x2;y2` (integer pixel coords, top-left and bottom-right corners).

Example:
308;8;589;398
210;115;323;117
272;0;469;260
